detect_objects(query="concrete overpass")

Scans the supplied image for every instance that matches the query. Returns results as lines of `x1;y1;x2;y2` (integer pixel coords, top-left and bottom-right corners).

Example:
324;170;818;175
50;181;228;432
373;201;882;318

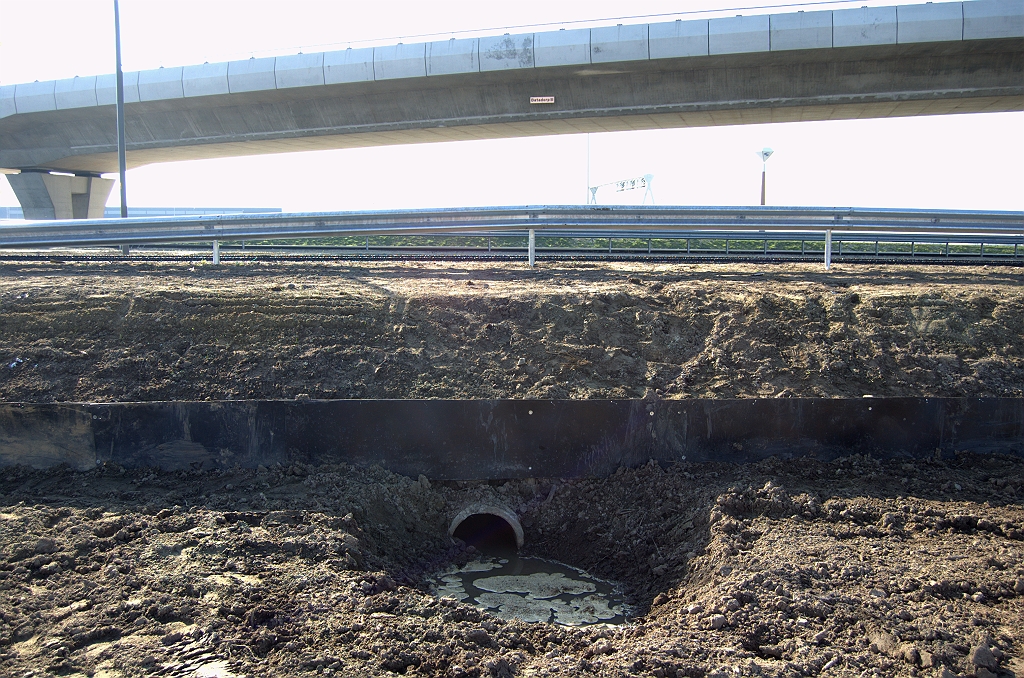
1;0;1022;219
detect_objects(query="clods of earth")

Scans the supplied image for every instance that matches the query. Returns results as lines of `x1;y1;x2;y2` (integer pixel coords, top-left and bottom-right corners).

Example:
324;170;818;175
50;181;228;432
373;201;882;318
0;258;1022;676
0;260;1021;402
1;453;1023;677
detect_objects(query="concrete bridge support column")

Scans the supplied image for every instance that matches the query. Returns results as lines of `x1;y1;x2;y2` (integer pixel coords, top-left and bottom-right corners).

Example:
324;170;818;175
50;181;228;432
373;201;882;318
6;171;114;220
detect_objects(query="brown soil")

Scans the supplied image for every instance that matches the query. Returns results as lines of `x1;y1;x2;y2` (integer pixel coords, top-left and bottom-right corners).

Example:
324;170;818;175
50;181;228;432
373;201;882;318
1;455;1022;677
0;259;1020;402
0;257;1022;678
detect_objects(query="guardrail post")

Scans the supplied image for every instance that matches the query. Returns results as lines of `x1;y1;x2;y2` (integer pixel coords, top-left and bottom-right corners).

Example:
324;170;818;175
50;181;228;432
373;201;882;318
528;229;535;268
824;229;832;270
121;244;130;257
212;240;220;265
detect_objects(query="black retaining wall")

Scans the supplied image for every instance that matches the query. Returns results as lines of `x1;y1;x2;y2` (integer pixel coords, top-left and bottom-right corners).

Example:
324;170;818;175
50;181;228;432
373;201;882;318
0;398;1021;479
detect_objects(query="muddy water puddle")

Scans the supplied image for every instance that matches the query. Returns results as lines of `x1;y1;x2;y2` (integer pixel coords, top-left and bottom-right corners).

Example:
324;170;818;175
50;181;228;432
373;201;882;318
427;555;628;626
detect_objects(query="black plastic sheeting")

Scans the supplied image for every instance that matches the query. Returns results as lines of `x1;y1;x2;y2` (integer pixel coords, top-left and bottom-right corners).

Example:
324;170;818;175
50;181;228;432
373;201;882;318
1;398;1021;478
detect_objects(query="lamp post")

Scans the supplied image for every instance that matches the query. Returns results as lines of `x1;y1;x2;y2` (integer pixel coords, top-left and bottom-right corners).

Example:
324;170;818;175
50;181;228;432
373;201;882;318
757;147;773;206
114;0;129;255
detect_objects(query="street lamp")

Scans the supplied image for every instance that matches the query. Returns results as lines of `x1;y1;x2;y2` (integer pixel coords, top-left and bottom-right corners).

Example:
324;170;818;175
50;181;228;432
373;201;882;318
757;147;773;206
114;0;129;255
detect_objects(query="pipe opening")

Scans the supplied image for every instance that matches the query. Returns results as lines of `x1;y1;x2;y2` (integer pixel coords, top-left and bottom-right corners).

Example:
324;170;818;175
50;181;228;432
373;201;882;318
452;514;517;554
448;504;524;555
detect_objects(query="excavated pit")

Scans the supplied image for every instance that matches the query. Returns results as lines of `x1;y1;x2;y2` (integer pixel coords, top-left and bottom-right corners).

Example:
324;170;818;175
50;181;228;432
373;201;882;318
442;507;628;626
2;453;1023;677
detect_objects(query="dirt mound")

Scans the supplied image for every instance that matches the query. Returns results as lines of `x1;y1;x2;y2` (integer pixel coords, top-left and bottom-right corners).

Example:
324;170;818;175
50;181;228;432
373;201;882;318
0;259;1020;401
1;452;1023;677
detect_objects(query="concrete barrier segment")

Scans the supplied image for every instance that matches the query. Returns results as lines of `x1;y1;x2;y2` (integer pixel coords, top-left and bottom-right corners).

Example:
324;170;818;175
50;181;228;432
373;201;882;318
324;47;375;84
591;24;649;63
138;66;184;101
478;33;535;71
0;404;96;472
227;57;277;94
648;19;710;59
770;10;833;51
14;80;57;114
833;6;898;47
427;38;480;76
96;72;140;106
1;85;18;119
535;28;591;67
182;62;229;98
898;2;964;44
54;76;98;110
964;0;1024;39
373;43;427;80
276;52;325;89
2;399;1022;478
710;14;771;55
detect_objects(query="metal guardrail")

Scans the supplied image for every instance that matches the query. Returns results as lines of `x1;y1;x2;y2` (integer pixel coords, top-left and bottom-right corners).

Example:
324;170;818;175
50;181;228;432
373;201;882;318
2;206;1021;267
218;230;1022;260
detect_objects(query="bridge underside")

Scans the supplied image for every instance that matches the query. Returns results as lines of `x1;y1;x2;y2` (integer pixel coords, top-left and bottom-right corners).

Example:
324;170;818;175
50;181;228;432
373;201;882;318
2;39;1021;190
11;94;1022;176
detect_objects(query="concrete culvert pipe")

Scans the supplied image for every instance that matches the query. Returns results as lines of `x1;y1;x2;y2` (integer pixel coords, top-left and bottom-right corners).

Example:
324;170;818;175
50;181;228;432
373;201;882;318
449;503;524;552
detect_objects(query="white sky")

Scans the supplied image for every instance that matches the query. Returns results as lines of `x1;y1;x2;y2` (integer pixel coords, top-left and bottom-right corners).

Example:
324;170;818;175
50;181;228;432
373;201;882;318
1;0;1022;212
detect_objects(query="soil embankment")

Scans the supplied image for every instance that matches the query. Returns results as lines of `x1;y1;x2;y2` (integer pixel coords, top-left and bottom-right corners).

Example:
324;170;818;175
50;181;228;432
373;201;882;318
0;260;1020;402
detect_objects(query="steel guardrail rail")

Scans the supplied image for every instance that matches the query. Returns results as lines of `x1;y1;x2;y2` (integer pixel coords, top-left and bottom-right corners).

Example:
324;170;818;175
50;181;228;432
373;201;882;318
306;230;1024;244
226;230;1024;244
1;206;1022;249
206;241;1023;261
